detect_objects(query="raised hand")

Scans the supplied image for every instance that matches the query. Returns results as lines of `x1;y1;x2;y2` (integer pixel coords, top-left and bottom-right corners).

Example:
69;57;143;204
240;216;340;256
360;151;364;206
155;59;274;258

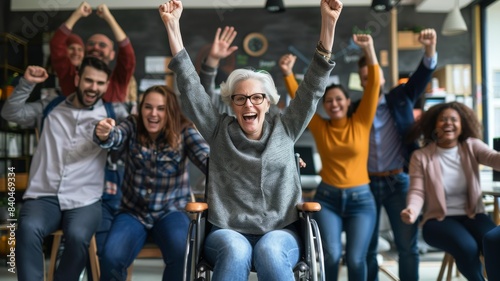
96;4;111;20
318;0;343;55
24;66;49;84
278;54;297;76
95;118;116;141
76;1;92;18
352;34;373;50
159;0;184;56
159;0;183;26
321;0;343;25
418;28;437;47
209;26;238;61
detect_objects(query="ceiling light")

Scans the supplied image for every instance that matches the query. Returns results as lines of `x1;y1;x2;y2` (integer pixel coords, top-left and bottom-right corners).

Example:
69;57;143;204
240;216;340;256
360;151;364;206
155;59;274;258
442;0;468;36
371;0;401;12
265;0;285;13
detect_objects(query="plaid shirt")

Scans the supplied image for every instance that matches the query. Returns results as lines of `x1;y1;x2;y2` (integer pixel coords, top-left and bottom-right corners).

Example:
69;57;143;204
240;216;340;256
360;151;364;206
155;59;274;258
99;116;209;228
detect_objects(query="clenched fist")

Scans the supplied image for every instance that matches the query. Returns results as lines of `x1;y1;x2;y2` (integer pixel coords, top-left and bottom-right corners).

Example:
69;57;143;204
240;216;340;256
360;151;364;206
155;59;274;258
95;118;116;141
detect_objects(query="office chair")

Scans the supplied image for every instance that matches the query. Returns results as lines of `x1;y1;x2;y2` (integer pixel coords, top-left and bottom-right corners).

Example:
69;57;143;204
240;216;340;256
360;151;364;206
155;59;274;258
182;155;325;281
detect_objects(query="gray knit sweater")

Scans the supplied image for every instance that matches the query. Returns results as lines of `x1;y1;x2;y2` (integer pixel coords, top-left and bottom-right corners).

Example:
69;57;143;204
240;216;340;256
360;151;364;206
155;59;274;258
170;49;335;234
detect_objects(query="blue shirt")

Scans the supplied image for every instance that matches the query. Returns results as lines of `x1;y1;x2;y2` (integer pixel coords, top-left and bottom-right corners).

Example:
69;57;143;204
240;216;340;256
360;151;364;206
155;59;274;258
368;54;437;173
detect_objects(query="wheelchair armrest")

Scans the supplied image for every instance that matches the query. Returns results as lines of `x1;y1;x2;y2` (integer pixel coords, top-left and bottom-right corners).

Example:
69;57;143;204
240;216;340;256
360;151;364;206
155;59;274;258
185;202;208;213
297;202;321;212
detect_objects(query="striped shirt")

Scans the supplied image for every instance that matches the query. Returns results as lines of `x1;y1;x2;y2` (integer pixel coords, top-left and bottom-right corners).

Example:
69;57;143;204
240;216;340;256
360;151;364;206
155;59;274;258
98;116;209;228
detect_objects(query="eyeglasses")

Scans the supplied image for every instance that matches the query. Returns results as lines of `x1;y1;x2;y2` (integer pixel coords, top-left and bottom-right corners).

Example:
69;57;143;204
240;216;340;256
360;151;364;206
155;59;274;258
86;41;108;48
231;93;266;106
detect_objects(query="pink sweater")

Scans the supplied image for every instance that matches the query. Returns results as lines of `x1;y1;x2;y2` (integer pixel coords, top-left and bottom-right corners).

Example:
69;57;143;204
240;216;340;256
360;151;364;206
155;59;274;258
407;137;500;225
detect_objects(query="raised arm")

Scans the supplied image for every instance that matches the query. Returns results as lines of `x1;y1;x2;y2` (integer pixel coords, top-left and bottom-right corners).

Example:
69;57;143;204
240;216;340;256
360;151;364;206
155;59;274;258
354;34;378;67
280;0;341;140
395;28;438;103
159;1;221;141
159;0;184;56
1;66;50;127
419;28;437;59
318;0;342;59
96;4;126;43
199;26;238;114
205;26;238;68
279;54;299;99
351;34;380;125
64;1;92;30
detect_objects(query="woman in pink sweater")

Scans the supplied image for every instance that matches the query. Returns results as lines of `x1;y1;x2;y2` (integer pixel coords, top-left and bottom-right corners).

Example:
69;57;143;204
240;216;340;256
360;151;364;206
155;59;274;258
401;102;500;281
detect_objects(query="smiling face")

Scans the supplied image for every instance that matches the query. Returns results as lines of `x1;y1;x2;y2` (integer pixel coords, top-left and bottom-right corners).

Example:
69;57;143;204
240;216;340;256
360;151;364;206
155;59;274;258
231;78;270;140
67;43;84;67
74;66;109;108
86;34;115;64
435;108;462;148
323;87;351;120
141;92;166;141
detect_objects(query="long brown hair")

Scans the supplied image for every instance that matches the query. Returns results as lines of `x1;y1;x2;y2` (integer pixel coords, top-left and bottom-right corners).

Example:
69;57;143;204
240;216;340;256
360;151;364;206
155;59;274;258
406;101;482;146
136;85;191;149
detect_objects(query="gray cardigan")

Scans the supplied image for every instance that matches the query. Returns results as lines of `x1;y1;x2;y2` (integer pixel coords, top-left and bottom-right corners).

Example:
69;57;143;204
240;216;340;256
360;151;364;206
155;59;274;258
170;49;335;234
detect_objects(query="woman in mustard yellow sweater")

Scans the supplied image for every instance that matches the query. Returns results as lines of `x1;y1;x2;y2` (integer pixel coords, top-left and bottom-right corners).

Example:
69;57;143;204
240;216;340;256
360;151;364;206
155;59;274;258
279;34;380;281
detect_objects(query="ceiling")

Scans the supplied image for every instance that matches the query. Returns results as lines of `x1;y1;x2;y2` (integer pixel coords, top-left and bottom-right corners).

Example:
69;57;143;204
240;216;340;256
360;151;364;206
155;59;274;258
11;0;475;12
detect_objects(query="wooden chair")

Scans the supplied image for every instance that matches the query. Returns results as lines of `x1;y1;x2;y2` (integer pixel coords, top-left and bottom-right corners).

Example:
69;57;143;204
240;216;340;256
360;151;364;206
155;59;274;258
437;252;487;281
437;252;459;281
46;230;100;281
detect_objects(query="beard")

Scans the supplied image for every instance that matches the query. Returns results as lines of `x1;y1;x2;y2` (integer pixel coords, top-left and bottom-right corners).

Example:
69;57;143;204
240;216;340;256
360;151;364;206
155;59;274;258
76;87;103;107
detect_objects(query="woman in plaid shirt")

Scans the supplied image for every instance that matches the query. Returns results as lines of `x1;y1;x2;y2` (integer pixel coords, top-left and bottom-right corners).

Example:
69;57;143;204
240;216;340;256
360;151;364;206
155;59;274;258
94;85;209;281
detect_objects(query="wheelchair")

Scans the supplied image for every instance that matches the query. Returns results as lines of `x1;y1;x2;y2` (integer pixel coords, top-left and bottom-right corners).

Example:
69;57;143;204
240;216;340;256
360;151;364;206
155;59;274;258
182;154;325;281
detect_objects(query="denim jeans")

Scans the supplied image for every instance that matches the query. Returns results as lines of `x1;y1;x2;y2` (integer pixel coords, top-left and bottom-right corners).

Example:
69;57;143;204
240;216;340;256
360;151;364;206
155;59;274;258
423;214;495;281
313;182;376;281
99;210;190;281
367;172;419;281
16;196;101;281
204;225;301;281
483;226;500;281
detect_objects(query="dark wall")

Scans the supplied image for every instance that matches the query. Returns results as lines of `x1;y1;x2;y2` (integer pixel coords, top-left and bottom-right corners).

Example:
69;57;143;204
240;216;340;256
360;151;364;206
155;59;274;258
5;4;472;99
0;0;10;33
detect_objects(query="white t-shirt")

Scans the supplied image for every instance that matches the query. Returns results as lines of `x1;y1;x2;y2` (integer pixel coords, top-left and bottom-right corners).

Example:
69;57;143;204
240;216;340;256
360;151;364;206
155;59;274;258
437;146;467;216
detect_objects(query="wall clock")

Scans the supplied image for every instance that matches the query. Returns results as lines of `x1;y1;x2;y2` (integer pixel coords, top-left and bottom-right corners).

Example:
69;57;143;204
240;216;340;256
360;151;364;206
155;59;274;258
243;33;268;57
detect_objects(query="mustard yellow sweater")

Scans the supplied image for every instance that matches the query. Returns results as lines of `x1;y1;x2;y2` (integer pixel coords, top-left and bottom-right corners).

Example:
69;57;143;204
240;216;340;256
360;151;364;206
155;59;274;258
284;65;380;188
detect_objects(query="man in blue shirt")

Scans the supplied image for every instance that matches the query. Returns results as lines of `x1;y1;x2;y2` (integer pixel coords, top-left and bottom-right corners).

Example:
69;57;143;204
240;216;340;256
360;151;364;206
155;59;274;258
360;28;438;281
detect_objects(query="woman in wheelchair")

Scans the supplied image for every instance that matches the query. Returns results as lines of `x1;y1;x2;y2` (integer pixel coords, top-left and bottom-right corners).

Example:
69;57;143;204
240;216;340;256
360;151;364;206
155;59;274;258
94;85;209;281
158;1;342;280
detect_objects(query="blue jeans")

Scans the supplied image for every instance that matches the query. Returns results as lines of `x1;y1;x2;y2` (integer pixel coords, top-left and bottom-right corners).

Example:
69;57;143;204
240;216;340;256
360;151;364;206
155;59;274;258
86;196;121;281
483;226;500;281
423;214;495;281
16;196;101;281
313;182;376;281
95;193;122;254
204;225;301;281
99;210;190;281
368;172;419;281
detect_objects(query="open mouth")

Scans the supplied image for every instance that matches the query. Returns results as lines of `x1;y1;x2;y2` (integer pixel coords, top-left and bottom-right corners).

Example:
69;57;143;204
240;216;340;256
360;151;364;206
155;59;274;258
243;113;257;121
88;51;103;58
